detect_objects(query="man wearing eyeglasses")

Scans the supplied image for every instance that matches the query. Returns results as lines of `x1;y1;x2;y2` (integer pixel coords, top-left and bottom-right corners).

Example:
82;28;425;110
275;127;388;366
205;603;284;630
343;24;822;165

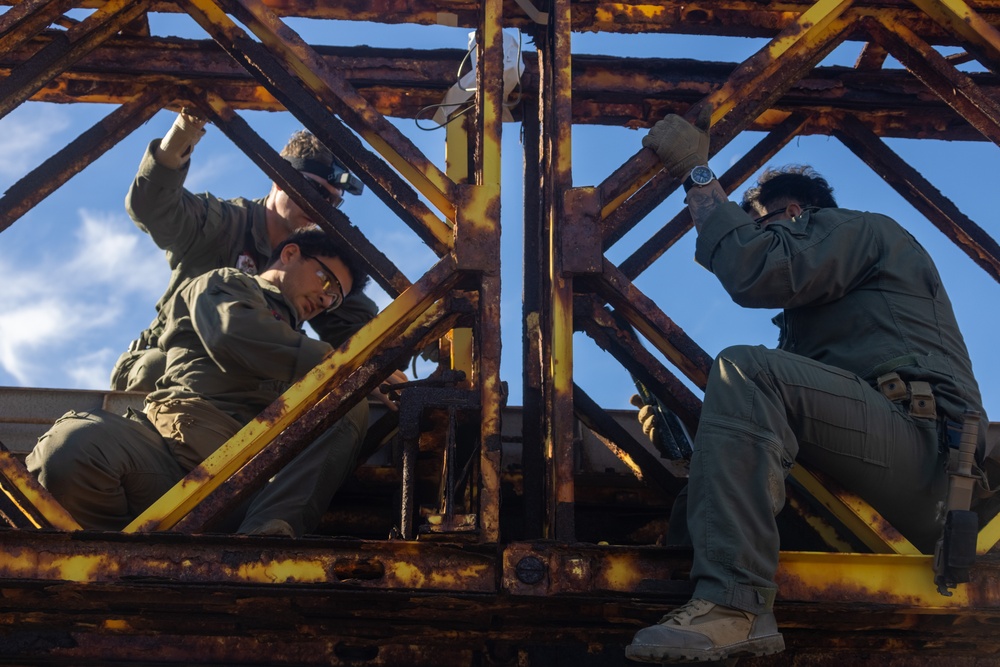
625;113;992;663
111;110;379;394
29;229;370;538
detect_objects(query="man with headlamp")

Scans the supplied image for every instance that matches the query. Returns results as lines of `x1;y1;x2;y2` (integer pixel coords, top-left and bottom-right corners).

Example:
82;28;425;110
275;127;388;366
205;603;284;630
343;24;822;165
111;109;378;393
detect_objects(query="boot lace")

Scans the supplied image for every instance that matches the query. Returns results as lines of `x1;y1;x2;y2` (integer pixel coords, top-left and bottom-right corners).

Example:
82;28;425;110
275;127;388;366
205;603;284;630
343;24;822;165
657;598;714;625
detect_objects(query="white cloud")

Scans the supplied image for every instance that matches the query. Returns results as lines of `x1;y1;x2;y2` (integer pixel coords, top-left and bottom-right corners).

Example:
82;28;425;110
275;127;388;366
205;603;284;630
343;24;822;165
0;105;71;178
186;153;240;193
0;298;71;384
65;210;168;298
0;210;168;388
66;348;119;389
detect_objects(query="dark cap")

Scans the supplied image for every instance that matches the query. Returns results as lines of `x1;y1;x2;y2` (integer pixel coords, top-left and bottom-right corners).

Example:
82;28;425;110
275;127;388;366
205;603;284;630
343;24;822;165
284;156;364;196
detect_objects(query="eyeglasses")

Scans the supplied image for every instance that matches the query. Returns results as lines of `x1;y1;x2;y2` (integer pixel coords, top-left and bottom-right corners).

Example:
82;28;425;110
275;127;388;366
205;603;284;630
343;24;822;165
304;176;344;210
301;253;345;311
753;207;788;225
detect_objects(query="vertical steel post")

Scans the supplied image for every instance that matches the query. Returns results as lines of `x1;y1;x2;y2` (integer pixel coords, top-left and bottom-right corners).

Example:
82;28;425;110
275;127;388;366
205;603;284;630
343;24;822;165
472;0;504;542
538;0;576;541
521;94;546;539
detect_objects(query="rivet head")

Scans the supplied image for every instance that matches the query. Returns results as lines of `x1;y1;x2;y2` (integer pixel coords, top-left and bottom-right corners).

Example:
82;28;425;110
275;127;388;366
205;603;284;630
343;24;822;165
515;556;546;585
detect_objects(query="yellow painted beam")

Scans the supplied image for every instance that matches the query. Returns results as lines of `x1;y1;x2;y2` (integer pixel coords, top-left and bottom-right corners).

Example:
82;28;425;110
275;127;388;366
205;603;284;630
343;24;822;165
909;0;1000;71
444;107;474;381
599;0;854;217
0;451;81;530
547;0;577;541
979;508;1000;555
125;258;459;533
705;0;855;123
790;465;921;555
776;551;974;607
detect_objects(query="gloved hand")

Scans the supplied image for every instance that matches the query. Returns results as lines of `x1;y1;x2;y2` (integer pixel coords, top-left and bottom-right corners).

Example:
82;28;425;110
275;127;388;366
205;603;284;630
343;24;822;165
155;107;208;170
640;105;711;178
629;393;662;444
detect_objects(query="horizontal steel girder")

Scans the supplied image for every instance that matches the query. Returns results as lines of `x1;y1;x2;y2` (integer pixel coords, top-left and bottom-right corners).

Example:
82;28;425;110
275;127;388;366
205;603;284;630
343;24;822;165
1;36;998;140
0;532;998;665
5;0;1000;44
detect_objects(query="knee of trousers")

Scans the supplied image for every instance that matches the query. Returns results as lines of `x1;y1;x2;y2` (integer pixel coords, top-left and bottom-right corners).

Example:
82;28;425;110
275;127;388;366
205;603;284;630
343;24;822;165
317;400;370;462
713;344;770;375
28;414;108;494
344;400;370;450
706;345;773;395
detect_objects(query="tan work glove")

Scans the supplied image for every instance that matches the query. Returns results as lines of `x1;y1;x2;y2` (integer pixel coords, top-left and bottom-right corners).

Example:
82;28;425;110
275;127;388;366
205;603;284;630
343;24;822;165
640;106;712;178
629;393;661;444
155;108;207;170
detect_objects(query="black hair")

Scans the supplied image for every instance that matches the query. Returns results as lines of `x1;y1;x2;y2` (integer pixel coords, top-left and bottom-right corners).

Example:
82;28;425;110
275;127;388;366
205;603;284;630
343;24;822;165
269;228;371;293
742;165;838;215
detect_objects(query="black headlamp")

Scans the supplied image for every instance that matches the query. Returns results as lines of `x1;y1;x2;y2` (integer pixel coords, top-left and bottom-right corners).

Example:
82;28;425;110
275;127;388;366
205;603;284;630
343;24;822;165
284;156;364;196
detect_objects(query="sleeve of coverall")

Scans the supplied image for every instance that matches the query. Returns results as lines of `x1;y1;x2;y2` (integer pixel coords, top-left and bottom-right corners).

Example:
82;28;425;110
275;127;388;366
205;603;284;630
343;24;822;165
191;273;333;383
693;201;883;310
125;140;232;265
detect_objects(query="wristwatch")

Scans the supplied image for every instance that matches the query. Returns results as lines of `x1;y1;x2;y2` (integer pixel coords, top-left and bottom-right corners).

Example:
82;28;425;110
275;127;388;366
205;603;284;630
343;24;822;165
683;165;716;192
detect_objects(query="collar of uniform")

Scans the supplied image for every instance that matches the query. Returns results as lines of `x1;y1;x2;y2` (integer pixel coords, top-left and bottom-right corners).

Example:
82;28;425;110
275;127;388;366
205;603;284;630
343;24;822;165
253;274;302;330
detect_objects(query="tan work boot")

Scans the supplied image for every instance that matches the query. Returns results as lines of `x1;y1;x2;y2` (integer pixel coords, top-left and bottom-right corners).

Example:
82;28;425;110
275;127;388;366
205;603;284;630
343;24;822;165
625;598;784;663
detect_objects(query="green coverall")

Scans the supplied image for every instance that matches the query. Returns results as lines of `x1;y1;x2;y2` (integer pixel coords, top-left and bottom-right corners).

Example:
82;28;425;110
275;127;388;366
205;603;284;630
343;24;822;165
685;202;987;614
110;140;377;392
29;268;368;535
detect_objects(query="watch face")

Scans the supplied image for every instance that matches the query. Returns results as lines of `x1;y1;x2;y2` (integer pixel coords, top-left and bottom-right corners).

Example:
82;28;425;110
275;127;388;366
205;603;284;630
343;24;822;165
691;165;714;185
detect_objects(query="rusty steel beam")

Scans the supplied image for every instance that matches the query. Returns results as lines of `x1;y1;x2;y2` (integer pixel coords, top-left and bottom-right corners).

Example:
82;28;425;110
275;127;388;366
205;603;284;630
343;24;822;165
831;112;1000;284
0;0;151;120
0;0;78;54
568;51;988;135
791;464;920;555
178;2;453;259
209;0;458;241
575;297;703;433
521;97;546;540
0;88;166;235
502;541;1000;609
476;272;503;542
1;35;998;139
909;0;1000;74
593;260;714;391
198;91;410;296
854;39;890;69
598;0;854;219
5;0;1000;44
174;298;467;534
464;0;504;543
573;384;687;496
568;0;1000;44
1;542;999;665
864;17;1000;146
608;112;810;263
539;0;577;543
126;256;461;533
0;529;497;590
0;448;80;530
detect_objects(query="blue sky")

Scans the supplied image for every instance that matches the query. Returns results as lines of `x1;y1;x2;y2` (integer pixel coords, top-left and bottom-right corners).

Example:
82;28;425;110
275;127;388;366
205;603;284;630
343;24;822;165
0;13;997;420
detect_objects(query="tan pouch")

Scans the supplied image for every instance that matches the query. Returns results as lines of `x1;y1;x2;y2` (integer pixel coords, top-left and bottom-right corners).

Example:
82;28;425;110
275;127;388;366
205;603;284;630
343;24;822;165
908;381;937;419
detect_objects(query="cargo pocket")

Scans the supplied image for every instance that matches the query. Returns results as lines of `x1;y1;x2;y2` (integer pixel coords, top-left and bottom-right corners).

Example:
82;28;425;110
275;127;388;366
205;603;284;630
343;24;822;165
145;398;242;473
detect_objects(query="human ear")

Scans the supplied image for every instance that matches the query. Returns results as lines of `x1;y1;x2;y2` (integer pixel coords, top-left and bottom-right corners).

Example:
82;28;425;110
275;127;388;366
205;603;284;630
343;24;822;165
280;243;300;265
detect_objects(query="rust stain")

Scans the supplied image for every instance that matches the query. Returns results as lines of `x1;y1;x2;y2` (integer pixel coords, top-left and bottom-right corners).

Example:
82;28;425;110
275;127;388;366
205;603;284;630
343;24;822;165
255;395;288;425
774;568;923;607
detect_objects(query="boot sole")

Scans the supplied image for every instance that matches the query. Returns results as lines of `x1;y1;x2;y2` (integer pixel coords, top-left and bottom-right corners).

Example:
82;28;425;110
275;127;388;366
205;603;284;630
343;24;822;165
625;633;785;663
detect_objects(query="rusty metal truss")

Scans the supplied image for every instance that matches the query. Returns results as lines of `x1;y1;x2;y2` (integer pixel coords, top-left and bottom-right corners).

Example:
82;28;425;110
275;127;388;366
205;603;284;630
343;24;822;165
2;0;1000;664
